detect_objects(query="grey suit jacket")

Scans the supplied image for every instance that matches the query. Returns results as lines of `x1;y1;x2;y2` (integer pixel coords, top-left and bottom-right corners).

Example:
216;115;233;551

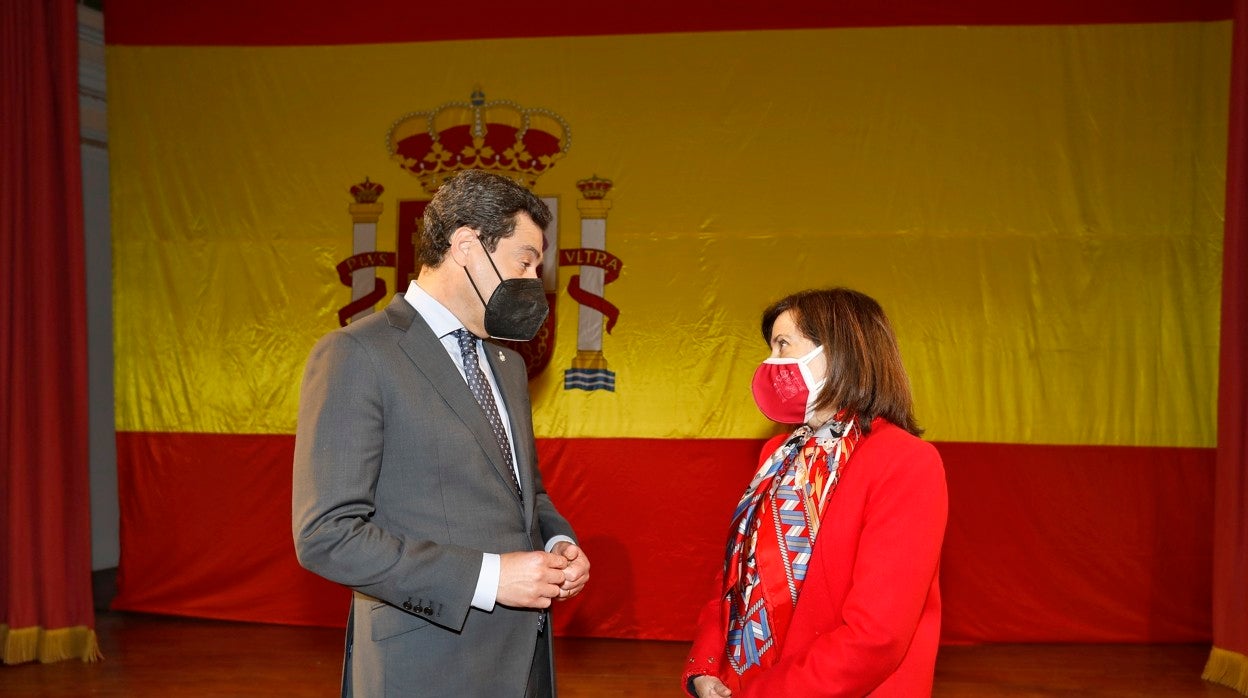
292;294;575;697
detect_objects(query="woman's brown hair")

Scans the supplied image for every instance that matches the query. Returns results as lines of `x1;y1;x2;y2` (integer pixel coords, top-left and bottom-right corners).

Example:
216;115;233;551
761;288;922;436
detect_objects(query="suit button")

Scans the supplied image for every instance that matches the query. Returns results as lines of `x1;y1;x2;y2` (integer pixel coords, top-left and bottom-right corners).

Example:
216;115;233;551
423;607;433;616
402;601;413;611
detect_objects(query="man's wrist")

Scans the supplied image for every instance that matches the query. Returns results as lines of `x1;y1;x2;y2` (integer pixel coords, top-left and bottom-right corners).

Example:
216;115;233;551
471;552;500;611
544;535;574;553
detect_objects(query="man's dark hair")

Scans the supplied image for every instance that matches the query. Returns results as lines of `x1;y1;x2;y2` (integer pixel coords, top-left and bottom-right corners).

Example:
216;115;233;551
761;287;922;436
419;170;551;268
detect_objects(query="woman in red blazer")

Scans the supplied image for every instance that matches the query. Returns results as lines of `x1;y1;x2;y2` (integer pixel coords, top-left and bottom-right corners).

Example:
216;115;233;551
684;288;948;697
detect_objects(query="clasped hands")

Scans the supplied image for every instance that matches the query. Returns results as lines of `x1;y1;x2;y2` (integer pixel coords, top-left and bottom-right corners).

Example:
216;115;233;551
497;542;590;608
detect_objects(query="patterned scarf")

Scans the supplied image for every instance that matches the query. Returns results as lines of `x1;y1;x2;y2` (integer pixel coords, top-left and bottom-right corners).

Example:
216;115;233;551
722;414;862;681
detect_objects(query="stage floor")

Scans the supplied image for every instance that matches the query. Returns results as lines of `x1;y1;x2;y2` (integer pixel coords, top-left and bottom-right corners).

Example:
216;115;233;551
0;612;1239;697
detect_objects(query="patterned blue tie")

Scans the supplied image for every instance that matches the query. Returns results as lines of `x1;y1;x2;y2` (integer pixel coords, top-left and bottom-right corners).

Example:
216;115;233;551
453;329;522;500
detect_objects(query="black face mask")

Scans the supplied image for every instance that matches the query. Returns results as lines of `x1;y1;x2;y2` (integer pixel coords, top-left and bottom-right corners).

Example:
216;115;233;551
465;239;549;341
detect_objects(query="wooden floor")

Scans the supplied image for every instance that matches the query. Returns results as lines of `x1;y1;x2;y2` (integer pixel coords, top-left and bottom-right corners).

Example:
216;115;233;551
0;612;1241;697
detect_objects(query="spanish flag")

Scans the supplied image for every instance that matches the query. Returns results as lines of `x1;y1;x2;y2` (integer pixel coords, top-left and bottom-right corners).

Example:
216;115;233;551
107;0;1232;643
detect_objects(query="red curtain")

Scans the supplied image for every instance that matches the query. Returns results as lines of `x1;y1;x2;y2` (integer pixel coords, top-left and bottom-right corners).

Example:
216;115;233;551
0;0;99;664
1204;0;1248;693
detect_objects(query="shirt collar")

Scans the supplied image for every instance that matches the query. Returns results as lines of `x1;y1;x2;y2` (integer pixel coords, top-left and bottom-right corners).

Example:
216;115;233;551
404;280;466;339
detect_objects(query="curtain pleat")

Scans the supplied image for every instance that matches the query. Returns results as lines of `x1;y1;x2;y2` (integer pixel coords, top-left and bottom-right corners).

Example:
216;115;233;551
1204;1;1248;695
0;0;99;665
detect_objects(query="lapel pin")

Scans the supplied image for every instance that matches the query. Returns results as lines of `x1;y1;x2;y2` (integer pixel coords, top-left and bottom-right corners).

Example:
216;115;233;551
498;351;506;362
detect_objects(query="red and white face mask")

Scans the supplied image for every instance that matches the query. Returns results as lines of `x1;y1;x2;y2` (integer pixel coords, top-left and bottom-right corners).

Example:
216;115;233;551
750;345;827;424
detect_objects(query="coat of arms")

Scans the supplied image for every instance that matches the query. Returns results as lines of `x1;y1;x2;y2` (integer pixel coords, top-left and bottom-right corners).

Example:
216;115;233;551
333;88;621;388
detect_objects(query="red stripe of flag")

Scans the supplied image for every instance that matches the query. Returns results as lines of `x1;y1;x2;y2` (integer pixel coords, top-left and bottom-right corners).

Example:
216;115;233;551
106;0;1234;47
114;431;1213;641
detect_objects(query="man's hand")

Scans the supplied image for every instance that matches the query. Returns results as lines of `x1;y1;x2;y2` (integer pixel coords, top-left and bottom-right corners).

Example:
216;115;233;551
549;541;590;600
497;551;568;608
692;675;732;697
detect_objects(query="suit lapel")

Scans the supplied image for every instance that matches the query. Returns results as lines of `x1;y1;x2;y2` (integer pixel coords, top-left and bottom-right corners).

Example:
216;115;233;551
484;342;536;526
385;296;523;511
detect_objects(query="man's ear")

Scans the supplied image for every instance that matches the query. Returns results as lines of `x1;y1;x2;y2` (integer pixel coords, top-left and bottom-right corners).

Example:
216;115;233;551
446;226;479;267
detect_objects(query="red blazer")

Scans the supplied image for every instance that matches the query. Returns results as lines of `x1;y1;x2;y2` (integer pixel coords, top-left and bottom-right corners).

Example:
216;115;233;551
684;419;947;697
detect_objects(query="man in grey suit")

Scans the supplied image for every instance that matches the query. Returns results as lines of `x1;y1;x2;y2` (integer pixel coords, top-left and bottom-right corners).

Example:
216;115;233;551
293;169;590;697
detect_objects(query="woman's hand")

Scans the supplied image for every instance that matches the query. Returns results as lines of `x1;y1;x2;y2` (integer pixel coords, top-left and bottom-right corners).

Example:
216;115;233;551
693;675;733;697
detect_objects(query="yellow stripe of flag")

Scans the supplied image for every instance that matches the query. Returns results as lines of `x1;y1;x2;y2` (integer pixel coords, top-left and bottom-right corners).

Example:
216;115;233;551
108;22;1230;446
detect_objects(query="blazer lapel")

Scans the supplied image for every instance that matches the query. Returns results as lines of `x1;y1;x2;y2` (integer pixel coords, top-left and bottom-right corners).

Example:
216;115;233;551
385;296;522;509
484;342;536;526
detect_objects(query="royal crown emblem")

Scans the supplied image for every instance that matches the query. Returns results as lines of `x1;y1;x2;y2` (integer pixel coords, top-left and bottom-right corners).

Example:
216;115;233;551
576;174;612;200
349;177;384;203
386;88;572;193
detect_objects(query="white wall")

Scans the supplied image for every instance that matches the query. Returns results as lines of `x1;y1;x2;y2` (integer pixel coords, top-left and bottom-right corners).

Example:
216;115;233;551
80;4;118;572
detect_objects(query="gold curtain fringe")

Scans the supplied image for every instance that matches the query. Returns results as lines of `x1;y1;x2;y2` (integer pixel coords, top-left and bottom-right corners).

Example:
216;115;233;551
0;624;103;664
1204;646;1248;696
